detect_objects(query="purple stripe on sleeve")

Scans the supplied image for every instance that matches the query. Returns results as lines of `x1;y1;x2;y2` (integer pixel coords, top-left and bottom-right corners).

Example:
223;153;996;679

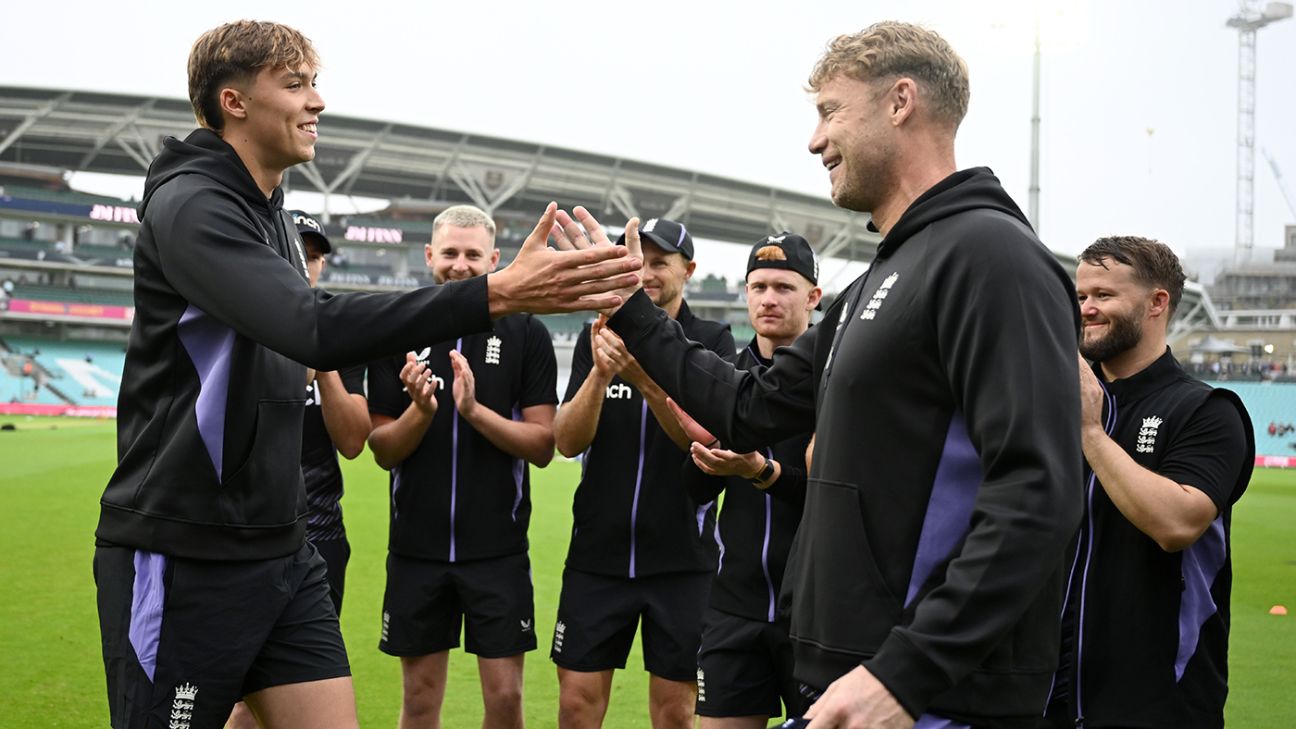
905;412;981;607
512;405;525;522
1176;517;1226;680
128;550;167;683
391;465;402;521
177;304;235;480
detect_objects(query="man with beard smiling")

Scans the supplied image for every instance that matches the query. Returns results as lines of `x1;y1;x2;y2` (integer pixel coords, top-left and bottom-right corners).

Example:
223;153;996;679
1042;236;1254;729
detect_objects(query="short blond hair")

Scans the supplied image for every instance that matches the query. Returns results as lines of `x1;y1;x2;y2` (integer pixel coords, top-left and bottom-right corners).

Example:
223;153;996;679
188;21;321;131
808;21;969;129
432;205;497;244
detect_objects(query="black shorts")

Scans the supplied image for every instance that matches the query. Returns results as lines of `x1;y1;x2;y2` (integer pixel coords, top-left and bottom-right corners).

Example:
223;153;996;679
312;537;350;616
94;542;349;729
379;551;536;658
696;607;807;719
550;568;710;682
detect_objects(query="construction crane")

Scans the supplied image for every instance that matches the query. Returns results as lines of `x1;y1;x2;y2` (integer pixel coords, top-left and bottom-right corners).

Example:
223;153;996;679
1262;148;1296;221
1227;0;1293;263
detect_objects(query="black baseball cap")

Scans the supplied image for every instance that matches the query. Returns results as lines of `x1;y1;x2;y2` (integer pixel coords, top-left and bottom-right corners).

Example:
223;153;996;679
616;217;694;260
746;232;818;285
290;210;332;253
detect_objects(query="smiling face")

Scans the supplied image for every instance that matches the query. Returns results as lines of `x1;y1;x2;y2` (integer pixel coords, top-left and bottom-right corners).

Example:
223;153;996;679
1076;258;1154;363
426;224;498;284
808;74;898;213
230;64;324;172
745;268;820;342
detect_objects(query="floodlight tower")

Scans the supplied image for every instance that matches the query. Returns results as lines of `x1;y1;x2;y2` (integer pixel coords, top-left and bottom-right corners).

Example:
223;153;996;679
1227;0;1293;263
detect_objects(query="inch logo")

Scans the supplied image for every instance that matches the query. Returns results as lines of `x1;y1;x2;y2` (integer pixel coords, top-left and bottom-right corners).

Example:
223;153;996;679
605;382;633;400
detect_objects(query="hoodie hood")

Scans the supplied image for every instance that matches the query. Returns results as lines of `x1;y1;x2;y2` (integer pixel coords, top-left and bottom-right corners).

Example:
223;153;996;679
876;167;1030;257
139;128;282;218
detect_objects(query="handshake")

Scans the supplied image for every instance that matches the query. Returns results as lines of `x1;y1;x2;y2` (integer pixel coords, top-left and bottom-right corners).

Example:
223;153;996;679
485;203;648;319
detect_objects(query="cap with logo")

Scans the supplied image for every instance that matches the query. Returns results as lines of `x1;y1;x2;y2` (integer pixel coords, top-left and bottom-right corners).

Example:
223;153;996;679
745;232;818;285
616;217;694;260
289;210;332;253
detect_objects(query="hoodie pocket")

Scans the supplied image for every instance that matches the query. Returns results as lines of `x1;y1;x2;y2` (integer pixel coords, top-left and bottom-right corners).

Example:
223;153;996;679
788;478;903;656
219;399;305;527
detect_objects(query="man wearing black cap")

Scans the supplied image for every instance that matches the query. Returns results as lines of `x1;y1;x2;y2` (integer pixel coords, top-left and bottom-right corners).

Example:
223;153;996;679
684;233;820;729
289;210;370;616
551;218;734;729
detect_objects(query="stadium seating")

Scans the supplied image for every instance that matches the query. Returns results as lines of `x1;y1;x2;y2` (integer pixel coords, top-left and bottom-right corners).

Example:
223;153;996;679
0;236;56;256
9;283;134;307
1205;381;1296;457
0;183;132;207
1;337;126;406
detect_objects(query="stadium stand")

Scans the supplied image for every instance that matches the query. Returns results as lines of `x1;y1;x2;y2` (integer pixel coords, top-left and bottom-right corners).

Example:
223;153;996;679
0;237;56;256
0;183;133;207
9;283;133;307
1203;381;1296;456
0;336;125;406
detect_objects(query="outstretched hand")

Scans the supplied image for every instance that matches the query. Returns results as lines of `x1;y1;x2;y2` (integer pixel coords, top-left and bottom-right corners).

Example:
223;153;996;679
486;203;642;318
551;208;644;317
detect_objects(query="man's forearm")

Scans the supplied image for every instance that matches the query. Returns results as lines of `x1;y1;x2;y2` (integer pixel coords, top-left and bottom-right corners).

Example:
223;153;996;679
1082;426;1217;551
553;373;610;456
462;406;556;466
317;371;370;459
637;377;690;451
368;405;434;469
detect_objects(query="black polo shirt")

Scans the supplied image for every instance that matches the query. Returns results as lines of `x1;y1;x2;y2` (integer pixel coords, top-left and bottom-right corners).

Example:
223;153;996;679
1047;350;1253;729
368;313;557;562
301;364;366;543
563;300;734;578
683;338;809;622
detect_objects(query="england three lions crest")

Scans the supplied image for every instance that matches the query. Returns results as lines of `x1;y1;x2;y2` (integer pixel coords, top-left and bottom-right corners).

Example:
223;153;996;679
1137;416;1162;454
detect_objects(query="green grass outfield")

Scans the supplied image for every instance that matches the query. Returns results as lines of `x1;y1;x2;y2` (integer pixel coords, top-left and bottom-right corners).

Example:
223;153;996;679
1;415;1293;727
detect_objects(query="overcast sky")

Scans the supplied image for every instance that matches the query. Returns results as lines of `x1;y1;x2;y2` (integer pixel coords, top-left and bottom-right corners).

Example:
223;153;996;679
4;0;1295;286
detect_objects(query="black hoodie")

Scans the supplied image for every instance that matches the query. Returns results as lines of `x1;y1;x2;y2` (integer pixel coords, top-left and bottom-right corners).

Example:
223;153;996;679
609;168;1083;727
96;129;491;561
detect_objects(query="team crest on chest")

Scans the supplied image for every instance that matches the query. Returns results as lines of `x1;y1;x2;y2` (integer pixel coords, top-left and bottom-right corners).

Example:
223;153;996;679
485;336;502;365
861;272;899;321
1137;416;1163;454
